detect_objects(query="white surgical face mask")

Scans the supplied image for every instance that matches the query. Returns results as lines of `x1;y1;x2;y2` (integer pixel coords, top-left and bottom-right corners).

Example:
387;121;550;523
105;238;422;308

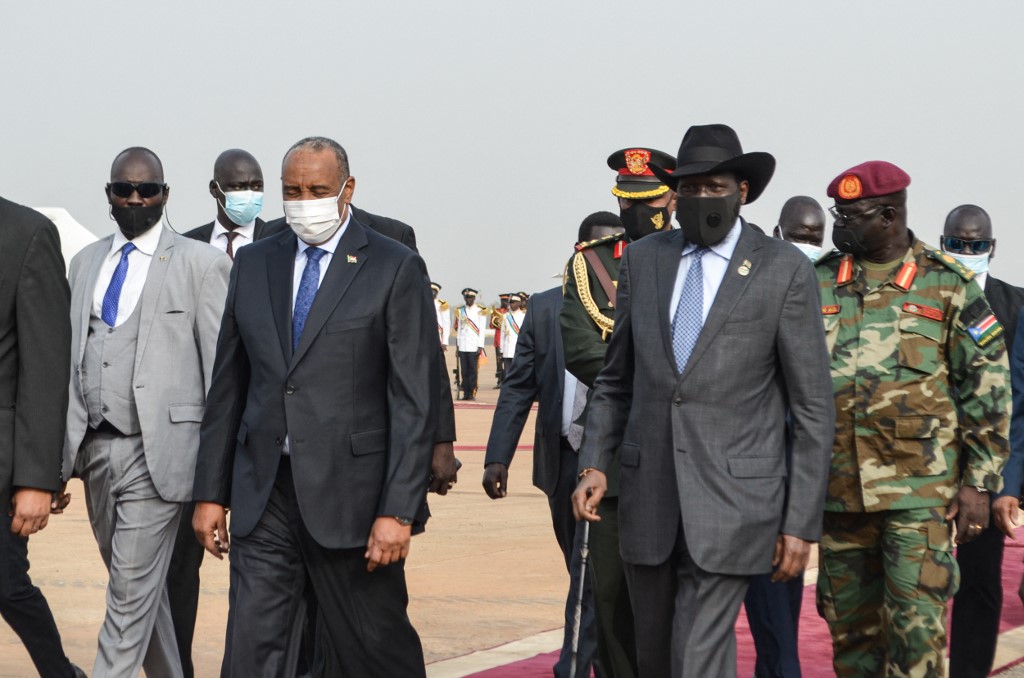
948;251;991;276
792;242;822;262
777;227;822;262
283;183;348;244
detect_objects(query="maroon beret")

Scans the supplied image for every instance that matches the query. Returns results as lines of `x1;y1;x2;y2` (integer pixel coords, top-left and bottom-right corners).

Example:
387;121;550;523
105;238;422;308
826;161;911;202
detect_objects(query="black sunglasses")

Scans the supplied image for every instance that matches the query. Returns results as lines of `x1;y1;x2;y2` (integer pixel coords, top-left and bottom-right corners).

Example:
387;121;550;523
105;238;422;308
940;236;993;255
107;181;167;199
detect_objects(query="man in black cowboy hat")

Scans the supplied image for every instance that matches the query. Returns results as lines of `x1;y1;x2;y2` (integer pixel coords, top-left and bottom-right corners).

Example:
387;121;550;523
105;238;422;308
572;124;834;678
560;146;677;678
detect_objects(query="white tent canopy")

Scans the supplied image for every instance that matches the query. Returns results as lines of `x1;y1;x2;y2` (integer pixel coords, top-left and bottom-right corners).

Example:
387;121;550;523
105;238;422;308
33;207;99;271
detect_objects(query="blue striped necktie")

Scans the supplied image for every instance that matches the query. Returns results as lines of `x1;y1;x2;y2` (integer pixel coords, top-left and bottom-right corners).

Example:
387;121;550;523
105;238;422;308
292;247;326;351
101;242;136;327
671;247;709;373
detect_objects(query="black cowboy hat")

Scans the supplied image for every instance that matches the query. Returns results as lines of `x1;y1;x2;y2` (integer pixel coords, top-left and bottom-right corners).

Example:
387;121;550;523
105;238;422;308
648;124;776;204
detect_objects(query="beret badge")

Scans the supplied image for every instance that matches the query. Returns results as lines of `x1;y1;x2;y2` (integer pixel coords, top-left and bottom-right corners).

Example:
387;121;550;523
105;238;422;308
837;174;863;200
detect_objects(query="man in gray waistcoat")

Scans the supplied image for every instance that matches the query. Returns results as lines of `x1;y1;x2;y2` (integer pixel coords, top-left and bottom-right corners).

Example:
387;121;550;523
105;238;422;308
63;147;231;677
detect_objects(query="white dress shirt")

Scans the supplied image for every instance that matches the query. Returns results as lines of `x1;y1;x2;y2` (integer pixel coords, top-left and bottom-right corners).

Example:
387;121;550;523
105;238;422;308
92;222;165;326
210;217;256;254
291;211;350;312
561;370;580;437
668;218;742;324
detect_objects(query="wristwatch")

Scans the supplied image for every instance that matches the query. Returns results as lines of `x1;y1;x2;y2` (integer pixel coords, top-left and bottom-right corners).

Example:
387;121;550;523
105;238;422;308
392;516;414;526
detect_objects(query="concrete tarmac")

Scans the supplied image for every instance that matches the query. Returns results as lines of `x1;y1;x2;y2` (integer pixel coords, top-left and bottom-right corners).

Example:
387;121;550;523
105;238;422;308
0;351;570;676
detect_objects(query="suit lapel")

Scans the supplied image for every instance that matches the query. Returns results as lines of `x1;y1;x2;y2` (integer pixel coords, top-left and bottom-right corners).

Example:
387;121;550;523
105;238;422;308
76;238;112;361
655;230;685;368
678;223;761;386
288;220;370;372
266;231;297;362
134;228;176;375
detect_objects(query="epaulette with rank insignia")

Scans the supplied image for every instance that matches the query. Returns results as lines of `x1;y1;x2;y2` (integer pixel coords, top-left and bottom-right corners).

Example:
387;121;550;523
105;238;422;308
575;232;625;252
439;300;449;311
926;248;975;282
814;248;845;265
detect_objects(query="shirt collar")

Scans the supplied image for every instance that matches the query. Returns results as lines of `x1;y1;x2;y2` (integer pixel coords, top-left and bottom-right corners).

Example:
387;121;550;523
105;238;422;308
110;219;164;258
295;206;351;258
681;217;743;260
213;217;256;242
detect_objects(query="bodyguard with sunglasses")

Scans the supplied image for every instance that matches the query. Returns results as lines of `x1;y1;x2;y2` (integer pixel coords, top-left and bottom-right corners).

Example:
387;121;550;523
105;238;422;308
814;162;1010;677
942;204;1024;678
63;147;231;677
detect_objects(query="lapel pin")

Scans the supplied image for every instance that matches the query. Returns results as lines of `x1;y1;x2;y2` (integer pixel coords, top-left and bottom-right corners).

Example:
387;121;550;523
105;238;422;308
738;259;752;276
159;256;168;261
346;255;357;264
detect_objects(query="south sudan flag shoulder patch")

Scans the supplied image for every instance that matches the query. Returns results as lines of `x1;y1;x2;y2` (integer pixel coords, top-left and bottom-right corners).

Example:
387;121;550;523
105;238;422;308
967;312;1003;347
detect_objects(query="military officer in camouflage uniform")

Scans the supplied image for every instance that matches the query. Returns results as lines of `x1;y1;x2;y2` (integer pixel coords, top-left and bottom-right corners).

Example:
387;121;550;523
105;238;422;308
814;161;1010;677
560;147;675;678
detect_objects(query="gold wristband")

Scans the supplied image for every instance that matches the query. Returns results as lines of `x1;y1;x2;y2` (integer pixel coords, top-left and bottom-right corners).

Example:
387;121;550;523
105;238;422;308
578;467;599;480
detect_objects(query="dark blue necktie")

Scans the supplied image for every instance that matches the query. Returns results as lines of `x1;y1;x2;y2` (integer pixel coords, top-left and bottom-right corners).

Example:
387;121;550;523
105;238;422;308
101;242;136;327
671;247;709;373
292;247;326;351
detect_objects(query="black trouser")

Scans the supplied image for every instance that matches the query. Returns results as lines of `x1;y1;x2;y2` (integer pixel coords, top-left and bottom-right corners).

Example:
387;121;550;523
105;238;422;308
950;520;1005;678
549;437;599;678
458;350;478;398
167;500;205;678
589;497;638;678
0;512;77;677
221;457;425;678
744;573;804;677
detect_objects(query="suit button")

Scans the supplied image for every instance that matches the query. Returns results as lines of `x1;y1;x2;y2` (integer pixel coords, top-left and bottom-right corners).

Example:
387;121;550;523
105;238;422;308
102;362;109;368
285;385;295;395
101;405;108;413
673;398;683;406
275;437;283;445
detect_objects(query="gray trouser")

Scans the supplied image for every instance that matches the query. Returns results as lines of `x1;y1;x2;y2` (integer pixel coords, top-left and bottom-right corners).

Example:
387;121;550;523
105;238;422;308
77;430;184;678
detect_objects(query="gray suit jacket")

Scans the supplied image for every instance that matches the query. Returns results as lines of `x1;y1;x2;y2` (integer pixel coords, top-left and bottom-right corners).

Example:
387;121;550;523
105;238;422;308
64;226;231;501
579;223;834;575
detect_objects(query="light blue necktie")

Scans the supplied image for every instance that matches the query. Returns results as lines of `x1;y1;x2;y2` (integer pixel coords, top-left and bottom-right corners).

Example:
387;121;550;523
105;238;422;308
101;242;136;327
671;247;709;373
292;247;326;351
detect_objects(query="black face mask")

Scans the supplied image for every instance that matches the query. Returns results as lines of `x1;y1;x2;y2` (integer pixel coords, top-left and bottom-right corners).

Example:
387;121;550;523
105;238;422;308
110;204;163;239
676;192;741;247
619;202;670;241
831;225;871;257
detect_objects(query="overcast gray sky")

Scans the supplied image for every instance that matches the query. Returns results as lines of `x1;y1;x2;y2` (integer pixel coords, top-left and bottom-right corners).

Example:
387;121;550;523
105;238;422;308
3;2;1023;303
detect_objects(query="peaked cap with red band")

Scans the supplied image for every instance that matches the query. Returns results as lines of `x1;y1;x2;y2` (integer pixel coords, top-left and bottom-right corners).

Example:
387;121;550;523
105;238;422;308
827;160;911;203
607;147;676;200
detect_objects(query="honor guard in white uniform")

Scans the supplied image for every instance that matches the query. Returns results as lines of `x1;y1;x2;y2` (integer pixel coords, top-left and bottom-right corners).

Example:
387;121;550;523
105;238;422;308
500;294;526;381
432;282;451;350
454;288;488;400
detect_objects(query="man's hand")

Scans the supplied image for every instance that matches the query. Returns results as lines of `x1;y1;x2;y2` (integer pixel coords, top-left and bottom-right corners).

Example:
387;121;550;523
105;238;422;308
771;534;812;583
365;517;412;572
193;501;230;559
992;495;1020;539
9;488;52;537
482;463;509;499
946;486;991;545
572;470;607;522
50;482;72;514
428;442;458;495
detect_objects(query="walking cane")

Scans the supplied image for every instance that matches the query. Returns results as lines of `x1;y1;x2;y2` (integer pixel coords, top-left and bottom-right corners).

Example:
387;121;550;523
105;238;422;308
569;520;591;678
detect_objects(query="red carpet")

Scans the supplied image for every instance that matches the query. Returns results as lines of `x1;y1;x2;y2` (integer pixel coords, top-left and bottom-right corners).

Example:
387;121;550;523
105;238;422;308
468;530;1024;677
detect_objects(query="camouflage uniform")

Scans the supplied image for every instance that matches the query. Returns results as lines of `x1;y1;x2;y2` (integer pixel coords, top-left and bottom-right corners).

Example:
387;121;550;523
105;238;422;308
814;236;1010;677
